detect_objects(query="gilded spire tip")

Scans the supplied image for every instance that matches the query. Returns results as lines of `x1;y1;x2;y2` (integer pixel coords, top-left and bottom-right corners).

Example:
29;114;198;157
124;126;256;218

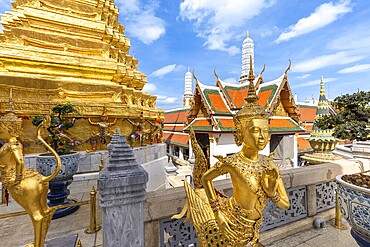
214;68;219;79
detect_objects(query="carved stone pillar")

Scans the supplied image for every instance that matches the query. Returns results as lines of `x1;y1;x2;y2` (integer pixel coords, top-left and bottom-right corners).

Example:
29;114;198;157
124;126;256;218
98;130;148;247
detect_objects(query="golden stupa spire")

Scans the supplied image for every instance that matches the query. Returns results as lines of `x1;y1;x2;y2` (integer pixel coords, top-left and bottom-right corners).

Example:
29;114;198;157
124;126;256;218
246;55;257;104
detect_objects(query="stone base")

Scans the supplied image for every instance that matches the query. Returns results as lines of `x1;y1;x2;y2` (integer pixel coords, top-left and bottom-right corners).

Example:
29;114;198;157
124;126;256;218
45;234;78;247
301;153;342;165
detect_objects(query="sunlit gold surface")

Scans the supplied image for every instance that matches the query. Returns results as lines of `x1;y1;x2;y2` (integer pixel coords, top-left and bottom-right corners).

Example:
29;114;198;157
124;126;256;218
0;112;61;247
174;60;290;247
0;0;163;153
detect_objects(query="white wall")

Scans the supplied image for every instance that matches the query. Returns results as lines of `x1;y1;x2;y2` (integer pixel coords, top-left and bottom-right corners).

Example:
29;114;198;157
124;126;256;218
211;133;241;166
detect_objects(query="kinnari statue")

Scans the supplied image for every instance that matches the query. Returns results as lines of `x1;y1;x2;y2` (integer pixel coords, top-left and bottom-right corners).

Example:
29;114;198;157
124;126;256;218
0;101;61;247
174;58;290;247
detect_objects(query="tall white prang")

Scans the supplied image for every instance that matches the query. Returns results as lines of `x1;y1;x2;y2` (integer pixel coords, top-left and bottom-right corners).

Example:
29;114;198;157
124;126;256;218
241;31;254;81
183;67;193;106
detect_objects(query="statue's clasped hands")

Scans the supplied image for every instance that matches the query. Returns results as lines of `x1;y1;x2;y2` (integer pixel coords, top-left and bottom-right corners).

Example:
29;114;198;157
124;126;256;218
261;167;279;197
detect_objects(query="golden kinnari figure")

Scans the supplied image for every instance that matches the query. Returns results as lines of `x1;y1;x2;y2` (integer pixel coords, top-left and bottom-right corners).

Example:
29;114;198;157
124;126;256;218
0;104;61;247
174;65;290;247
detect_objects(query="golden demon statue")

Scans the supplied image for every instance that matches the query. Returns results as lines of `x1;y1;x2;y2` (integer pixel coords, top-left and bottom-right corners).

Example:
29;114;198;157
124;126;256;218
174;69;290;247
87;110;117;152
0;106;61;247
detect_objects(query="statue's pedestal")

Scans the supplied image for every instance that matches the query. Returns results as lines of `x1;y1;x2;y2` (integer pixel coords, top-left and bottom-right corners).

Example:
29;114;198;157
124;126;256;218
44;234;78;247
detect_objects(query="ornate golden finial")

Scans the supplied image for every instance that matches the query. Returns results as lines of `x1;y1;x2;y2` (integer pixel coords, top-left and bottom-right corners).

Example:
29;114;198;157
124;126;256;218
284;59;292;75
260;63;266;76
5;88;15;113
247;55;255;82
99;154;104;171
235;56;268;121
192;69;199;86
214;68;219;80
0;89;22;137
320;76;325;96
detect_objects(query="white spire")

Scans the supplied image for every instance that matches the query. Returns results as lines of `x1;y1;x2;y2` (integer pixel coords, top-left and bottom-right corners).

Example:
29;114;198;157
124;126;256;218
183;68;193;106
241;30;254;80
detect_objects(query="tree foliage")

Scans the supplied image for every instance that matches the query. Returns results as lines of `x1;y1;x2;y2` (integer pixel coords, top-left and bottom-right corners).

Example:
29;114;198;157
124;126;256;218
32;103;80;155
315;91;370;141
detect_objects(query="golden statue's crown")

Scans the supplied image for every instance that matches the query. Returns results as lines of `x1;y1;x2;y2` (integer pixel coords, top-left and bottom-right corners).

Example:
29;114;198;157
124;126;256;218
235;56;269;121
0;93;23;136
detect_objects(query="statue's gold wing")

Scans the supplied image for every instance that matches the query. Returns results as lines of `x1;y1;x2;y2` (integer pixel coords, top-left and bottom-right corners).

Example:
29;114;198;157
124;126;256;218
189;126;209;189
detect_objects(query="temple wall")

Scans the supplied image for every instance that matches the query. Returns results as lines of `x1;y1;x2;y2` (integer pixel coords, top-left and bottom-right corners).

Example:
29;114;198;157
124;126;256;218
23;144;167;191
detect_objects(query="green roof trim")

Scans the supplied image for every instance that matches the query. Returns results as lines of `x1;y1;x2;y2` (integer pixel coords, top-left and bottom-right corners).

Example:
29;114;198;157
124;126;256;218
203;88;230;114
258;84;278;109
299;105;317;109
184;119;213;131
164;108;188;114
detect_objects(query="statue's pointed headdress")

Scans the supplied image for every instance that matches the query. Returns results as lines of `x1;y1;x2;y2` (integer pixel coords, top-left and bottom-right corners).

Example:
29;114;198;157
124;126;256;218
235;56;269;121
0;88;23;136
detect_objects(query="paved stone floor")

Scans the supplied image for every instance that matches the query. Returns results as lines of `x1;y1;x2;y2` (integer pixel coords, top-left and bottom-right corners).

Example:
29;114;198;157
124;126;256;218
267;221;358;247
0;179;360;247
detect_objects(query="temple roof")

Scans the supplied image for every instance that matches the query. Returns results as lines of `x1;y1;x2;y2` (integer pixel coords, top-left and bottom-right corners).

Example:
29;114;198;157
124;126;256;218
183;115;304;134
163;132;189;148
164;107;189;124
186;65;301;133
298;103;317;122
297;135;313;154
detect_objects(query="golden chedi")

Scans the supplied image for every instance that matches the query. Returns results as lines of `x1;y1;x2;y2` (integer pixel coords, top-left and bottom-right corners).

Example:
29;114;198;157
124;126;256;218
173;65;290;247
301;77;340;165
0;0;163;153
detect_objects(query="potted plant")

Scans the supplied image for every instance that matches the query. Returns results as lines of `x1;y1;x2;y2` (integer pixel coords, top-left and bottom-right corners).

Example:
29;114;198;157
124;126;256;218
316;91;370;246
337;173;370;247
32;103;81;219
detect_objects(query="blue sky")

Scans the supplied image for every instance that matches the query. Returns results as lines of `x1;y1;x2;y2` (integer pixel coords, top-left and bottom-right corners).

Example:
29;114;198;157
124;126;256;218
1;0;369;110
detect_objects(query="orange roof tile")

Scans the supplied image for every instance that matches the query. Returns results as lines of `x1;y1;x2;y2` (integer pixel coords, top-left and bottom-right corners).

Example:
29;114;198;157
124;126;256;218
206;93;230;114
304;123;314;131
299;105;317;122
269;118;304;133
164;109;188;123
297;137;313;152
184;119;213;131
224;87;249;108
258;89;273;109
163;132;189;147
163;125;185;132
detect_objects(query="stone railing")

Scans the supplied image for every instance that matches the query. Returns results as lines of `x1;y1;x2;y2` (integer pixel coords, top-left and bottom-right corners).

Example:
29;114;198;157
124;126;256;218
144;159;367;247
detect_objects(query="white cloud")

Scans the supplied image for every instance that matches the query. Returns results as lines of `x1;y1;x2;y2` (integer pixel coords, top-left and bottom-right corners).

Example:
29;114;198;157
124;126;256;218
328;24;370;53
155;95;178;104
337;64;370;74
163;97;177;103
116;0;165;44
292;52;363;73
275;1;351;43
292;77;337;89
223;78;238;84
296;74;311;79
142;83;157;93
179;0;275;55
149;64;186;78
